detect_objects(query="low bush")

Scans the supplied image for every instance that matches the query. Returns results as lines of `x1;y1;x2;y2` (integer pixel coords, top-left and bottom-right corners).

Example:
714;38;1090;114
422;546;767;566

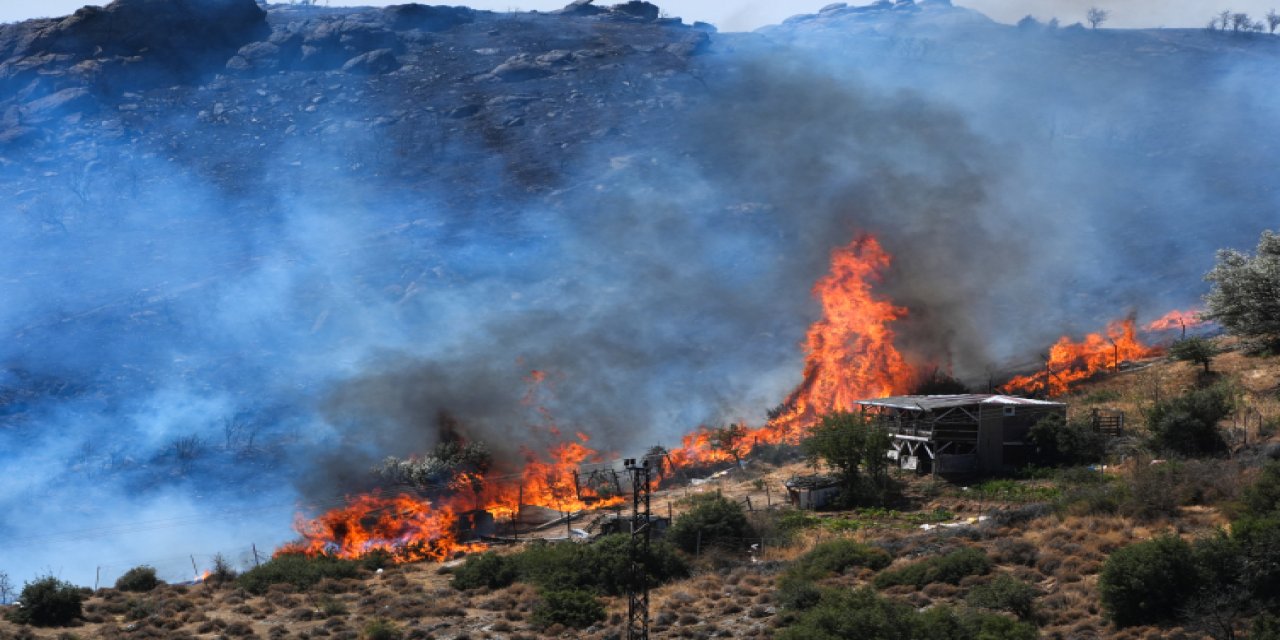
873;548;991;590
361;618;403;640
531;589;605;629
1146;384;1233;456
237;553;361;595
776;587;1036;640
454;535;688;596
450;552;517;591
1028;414;1107;466
114;566;161;593
965;574;1038;619
7;576;83;626
667;493;755;554
792;538;892;577
1099;534;1199;627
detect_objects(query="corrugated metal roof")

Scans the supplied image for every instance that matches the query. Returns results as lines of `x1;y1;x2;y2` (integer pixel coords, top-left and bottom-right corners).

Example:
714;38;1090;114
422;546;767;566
854;394;1066;411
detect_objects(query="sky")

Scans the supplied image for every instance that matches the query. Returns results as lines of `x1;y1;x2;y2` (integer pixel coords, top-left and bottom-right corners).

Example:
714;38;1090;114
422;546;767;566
0;0;1274;31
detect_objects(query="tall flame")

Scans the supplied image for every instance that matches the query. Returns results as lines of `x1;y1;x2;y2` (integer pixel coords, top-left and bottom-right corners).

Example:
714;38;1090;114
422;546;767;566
1002;317;1161;397
670;234;915;467
283;233;916;560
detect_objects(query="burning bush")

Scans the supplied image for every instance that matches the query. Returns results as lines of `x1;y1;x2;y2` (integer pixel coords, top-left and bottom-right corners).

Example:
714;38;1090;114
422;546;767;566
6;575;83;626
668;493;755;555
237;553;361;595
114;565;161;593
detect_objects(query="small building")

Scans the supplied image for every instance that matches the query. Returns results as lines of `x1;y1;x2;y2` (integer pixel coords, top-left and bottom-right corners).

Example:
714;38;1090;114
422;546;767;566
784;474;842;510
454;509;496;541
855;394;1067;475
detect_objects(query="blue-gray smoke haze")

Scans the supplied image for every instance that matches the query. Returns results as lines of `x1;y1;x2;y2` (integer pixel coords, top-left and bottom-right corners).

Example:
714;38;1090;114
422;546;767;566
1;1;1278;588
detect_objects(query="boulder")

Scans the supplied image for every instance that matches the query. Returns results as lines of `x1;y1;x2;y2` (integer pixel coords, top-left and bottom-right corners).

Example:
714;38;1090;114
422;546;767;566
341;48;401;74
486;54;554;82
20;87;97;122
556;0;605;17
609;1;660;21
381;4;476;32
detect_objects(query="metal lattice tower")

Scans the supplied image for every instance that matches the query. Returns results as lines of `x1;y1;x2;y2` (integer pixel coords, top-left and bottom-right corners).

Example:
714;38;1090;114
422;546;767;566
624;458;652;640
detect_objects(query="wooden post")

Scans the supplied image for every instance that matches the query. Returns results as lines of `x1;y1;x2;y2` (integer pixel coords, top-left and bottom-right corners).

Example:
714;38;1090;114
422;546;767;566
765;484;771;507
252;543;262;568
572;470;582;501
94;567;100;591
745;496;753;512
696;530;702;557
190;555;200;582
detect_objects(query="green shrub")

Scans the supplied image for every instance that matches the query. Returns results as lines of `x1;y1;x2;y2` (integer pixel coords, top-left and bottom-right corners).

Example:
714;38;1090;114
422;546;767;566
1146;385;1233;456
531;589;605;629
114;566;160;593
1028;414;1106;466
237;553;361;595
1099;534;1200;627
965;574;1038;619
483;536;687;596
776;587;1036;640
793;538;892;577
361;618;403;640
206;553;238;586
7;576;83;626
450;552;517;591
1241;461;1280;518
873;548;991;589
776;572;824;611
1251;613;1280;640
668;493;754;554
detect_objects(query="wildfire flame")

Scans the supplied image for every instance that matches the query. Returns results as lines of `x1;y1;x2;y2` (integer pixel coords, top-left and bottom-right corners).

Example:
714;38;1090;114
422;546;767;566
669;234;915;468
1145;308;1206;332
1002;317;1161;397
283;233;916;561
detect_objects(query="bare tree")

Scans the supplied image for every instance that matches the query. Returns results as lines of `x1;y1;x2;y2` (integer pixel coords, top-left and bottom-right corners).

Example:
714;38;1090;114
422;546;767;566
1231;12;1253;31
1268;9;1280;33
0;571;13;605
1219;9;1233;30
1087;7;1110;29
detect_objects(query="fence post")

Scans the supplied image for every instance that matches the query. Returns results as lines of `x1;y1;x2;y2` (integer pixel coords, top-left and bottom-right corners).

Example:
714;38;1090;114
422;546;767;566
94;567;100;591
252;543;262;568
190;555;200;581
696;530;702;557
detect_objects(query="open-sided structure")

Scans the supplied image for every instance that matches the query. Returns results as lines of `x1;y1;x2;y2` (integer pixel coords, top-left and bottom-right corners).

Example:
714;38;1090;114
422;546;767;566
855;394;1067;475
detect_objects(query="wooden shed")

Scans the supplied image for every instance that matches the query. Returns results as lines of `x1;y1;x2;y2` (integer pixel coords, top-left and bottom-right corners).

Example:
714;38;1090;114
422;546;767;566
854;394;1067;476
784;474;842;510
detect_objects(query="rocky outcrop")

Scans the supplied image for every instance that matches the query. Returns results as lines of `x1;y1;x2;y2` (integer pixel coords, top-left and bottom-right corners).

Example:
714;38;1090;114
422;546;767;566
380;4;476;32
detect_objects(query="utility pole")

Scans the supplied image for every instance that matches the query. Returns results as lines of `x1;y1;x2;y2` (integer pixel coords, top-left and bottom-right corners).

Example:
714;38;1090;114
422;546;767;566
624;458;652;640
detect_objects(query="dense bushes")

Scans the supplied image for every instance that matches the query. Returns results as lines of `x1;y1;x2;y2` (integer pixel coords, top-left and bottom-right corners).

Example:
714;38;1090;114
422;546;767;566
965;574;1038;620
1203;229;1280;354
1146;384;1233;456
1099;534;1201;626
778;538;892;611
237;553;361;594
6;576;83;626
451;535;688;595
114;565;161;593
776;587;1036;640
872;548;991;589
532;589;605;629
667;493;754;554
1027;414;1106;466
450;551;518;590
801;411;895;506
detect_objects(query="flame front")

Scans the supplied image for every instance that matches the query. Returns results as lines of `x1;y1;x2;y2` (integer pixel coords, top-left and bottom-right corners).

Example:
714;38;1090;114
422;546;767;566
279;493;484;562
1002;317;1161;397
670;234;915;467
1145;308;1205;332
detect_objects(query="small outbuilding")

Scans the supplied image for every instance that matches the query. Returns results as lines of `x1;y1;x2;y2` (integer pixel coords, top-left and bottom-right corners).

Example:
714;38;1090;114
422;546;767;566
784;474;842;510
855;394;1067;475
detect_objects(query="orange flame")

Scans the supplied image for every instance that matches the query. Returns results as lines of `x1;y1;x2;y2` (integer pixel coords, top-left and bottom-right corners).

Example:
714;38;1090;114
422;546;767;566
1145;308;1205;332
285;233;914;560
1002;317;1161;397
669;235;915;468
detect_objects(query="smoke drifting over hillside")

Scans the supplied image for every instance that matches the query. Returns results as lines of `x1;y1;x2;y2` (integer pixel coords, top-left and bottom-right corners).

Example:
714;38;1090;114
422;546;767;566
0;0;1277;584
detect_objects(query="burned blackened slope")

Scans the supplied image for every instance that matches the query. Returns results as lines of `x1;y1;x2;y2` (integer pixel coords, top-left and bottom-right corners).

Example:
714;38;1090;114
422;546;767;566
0;0;268;100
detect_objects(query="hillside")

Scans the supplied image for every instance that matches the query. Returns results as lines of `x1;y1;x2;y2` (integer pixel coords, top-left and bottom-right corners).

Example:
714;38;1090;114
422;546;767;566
2;0;1280;628
2;347;1278;639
